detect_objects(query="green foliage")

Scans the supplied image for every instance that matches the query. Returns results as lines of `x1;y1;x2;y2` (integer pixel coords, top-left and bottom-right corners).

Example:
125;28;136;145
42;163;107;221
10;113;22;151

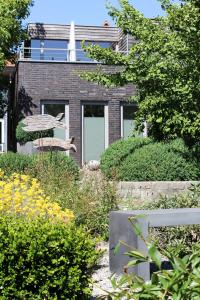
16;121;54;144
70;175;118;239
84;0;200;146
101;138;200;181
32;151;80;181
0;0;33;69
100;137;152;179
141;185;200;256
0;0;33;114
0;214;99;299
0;152;79;180
0;152;34;175
0;152;116;239
37;170;118;240
118;141;200;181
106;223;200;299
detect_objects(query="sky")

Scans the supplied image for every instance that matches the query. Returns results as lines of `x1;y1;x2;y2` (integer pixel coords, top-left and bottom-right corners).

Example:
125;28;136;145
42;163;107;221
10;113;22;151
26;0;165;26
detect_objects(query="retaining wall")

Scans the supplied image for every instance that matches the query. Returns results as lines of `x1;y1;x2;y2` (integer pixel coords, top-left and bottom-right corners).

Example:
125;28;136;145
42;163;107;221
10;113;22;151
117;181;200;201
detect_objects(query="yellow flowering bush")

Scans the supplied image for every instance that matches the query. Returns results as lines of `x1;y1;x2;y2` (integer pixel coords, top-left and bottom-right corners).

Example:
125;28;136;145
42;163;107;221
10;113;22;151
0;170;74;223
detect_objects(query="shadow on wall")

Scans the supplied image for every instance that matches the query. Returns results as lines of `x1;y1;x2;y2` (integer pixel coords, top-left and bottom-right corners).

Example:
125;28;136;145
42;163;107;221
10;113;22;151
28;23;46;39
17;86;37;121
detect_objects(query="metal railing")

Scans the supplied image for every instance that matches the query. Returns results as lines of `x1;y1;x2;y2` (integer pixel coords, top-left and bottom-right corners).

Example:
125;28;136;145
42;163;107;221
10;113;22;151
18;47;129;63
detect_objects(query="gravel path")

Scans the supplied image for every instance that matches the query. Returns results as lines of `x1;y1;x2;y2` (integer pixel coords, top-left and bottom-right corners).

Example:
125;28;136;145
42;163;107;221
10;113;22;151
91;242;113;299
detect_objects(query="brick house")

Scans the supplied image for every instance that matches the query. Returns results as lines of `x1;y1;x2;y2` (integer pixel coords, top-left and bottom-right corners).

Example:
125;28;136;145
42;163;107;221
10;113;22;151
6;22;146;165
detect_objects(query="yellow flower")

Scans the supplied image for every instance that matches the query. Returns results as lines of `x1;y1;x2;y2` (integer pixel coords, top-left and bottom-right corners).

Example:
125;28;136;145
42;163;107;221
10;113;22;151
0;169;74;223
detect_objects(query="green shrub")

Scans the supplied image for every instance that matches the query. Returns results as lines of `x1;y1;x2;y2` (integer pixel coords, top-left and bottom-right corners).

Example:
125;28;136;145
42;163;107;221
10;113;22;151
118;140;200;181
0;215;99;299
100;137;152;179
101;138;200;181
71;175;118;239
32;151;80;181
16;121;53;144
0;152;34;175
0;152;79;180
0;152;116;239
37;172;118;240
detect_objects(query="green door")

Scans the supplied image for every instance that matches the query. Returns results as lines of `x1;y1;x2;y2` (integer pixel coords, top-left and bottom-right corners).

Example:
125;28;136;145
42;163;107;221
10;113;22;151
83;104;106;163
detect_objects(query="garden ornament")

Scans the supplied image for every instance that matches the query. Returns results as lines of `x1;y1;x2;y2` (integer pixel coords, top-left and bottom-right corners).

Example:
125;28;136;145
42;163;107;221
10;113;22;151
87;160;100;171
22;114;76;152
22;113;66;132
33;137;77;152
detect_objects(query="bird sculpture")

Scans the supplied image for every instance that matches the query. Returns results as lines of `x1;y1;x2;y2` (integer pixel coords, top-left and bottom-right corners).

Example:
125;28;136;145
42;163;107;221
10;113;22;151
22;113;76;152
22;113;66;132
33;137;77;152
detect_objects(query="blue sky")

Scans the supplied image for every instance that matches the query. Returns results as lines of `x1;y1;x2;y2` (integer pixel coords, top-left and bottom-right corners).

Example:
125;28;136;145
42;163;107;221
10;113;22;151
27;0;165;26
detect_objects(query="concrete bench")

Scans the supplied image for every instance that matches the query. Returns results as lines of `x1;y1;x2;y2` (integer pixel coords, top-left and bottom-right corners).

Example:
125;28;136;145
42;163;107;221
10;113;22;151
109;208;200;280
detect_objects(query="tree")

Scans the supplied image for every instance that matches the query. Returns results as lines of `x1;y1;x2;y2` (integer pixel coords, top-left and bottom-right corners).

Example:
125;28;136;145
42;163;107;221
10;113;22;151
0;0;33;70
0;0;33;115
84;0;200;146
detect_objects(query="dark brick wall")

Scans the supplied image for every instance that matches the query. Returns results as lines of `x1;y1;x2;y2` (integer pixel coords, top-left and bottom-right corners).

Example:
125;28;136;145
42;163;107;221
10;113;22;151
16;61;135;164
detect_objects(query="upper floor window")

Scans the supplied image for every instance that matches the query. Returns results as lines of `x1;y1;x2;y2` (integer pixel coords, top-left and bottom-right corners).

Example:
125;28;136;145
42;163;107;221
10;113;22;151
30;39;68;61
23;39;114;62
76;40;113;62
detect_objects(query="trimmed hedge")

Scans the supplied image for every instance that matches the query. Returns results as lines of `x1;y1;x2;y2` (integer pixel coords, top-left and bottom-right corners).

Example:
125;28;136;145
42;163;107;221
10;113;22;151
101;138;200;181
16;121;53;144
0;215;98;299
100;137;152;179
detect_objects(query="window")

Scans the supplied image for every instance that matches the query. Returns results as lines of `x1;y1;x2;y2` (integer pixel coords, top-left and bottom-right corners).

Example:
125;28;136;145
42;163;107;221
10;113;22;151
76;40;112;62
30;39;68;61
41;102;69;141
121;104;143;139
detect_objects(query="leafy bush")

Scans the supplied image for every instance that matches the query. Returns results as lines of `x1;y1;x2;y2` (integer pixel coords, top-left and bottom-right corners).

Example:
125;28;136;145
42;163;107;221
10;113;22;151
141;185;200;256
0;170;74;223
100;137;152;179
101;138;200;181
0;152;34;175
0;152;79;180
119;141;200;181
32;151;80;181
106;220;200;299
16;121;53;144
0;152;116;239
101;137;200;181
38;171;118;239
71;175;118;239
0;215;99;299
